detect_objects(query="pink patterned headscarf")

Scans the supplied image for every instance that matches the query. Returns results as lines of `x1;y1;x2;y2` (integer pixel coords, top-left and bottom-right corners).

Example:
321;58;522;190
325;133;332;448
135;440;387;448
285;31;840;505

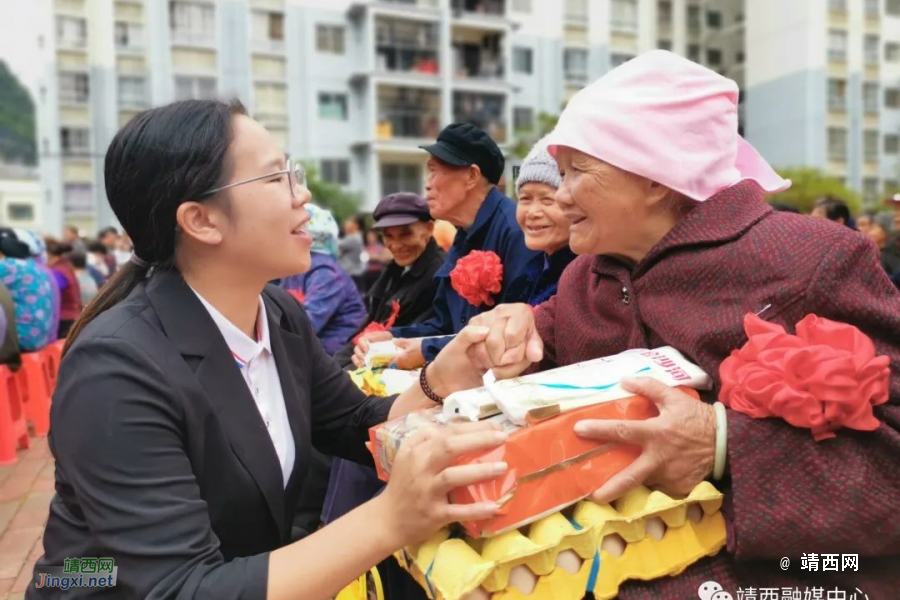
547;50;790;201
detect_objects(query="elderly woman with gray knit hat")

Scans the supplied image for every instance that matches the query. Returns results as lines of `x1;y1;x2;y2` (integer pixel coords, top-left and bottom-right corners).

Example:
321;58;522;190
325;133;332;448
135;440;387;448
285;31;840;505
510;136;577;305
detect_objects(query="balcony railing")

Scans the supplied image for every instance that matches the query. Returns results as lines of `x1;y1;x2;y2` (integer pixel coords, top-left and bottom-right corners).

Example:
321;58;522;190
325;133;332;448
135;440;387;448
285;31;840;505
57;36;87;51
253;37;285;53
377;108;441;139
451;0;505;18
170;28;215;46
452;48;504;80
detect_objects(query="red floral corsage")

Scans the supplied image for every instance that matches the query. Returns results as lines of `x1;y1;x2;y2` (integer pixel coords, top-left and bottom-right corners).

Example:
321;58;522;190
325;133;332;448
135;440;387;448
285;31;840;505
287;289;306;305
719;313;890;441
449;250;504;307
352;300;401;345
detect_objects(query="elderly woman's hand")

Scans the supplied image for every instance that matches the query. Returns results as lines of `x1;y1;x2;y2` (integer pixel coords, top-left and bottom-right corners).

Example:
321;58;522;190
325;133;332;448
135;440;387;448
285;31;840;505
466;304;544;379
392;338;426;370
575;377;717;503
351;331;394;368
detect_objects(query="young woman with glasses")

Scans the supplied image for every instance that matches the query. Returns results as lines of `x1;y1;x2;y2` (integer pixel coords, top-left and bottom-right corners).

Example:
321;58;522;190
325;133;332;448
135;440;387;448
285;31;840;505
31;100;506;600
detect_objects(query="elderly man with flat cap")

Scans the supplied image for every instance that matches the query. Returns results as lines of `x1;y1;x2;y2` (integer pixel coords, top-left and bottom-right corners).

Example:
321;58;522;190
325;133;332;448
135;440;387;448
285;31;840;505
333;192;446;368
353;123;540;368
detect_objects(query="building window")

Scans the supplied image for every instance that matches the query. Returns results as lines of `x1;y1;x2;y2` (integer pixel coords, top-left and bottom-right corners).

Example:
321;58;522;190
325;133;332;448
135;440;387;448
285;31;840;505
609;53;634;69
318;93;348;120
316;25;345;54
863;178;880;202
706;10;721;29
60;127;90;156
828;128;847;161
565;0;589;22
889;0;900;14
687;44;702;63
321;159;350;186
829;78;848;110
886;87;900;108
63;183;93;215
658;1;673;25
828;30;848;62
658;39;672;51
564;48;589;84
687;5;702;35
381;164;422;197
865;130;880;162
887;42;900;62
118;76;147;108
886;134;900;154
829;0;848;12
512;0;532;12
706;48;722;66
115;21;143;50
863;82;879;113
866;0;880;16
513;47;533;74
7;204;34;222
865;35;880;65
58;72;89;105
56;16;86;49
611;0;637;32
513;106;534;131
169;1;215;45
174;76;217;100
252;10;285;52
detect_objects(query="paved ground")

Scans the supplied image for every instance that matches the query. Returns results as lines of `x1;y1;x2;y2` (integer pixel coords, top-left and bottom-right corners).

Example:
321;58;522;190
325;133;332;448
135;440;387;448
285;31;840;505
0;437;55;600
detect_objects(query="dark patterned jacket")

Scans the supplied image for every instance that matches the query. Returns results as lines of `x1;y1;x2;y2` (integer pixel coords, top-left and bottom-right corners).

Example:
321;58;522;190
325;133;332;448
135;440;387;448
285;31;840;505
534;181;900;599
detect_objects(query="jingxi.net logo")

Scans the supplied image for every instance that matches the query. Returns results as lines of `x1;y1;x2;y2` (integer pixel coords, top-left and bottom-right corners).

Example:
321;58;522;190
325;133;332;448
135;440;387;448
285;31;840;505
698;581;734;600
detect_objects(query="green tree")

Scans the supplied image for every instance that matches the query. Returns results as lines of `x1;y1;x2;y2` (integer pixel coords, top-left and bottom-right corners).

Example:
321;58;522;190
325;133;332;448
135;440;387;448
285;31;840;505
512;112;560;159
767;167;862;215
303;162;362;225
0;60;36;165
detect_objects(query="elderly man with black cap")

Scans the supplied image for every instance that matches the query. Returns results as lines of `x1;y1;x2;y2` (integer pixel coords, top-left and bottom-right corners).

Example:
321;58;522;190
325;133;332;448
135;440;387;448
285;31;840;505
353;123;540;368
333;192;446;368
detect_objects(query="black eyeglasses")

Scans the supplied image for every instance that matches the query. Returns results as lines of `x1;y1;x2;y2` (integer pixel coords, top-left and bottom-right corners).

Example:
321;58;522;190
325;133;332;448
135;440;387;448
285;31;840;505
201;160;307;198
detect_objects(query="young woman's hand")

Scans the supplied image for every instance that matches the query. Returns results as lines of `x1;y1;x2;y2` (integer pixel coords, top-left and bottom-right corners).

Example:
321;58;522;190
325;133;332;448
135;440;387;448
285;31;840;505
351;331;394;367
374;420;508;547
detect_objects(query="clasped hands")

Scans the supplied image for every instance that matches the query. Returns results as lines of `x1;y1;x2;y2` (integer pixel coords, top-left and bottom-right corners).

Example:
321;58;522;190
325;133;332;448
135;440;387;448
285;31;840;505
355;304;718;502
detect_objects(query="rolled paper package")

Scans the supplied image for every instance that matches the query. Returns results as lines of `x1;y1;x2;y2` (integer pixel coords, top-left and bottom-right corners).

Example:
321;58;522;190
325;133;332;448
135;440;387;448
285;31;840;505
363;335;455;369
444;346;712;425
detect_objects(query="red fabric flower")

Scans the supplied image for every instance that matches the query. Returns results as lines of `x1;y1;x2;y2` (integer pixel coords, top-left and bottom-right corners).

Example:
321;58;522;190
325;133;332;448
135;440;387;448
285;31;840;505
352;300;401;345
287;289;305;305
449;250;504;307
719;313;890;441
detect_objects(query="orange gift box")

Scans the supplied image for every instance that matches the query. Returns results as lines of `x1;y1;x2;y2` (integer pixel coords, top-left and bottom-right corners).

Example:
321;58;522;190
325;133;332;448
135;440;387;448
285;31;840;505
369;387;699;538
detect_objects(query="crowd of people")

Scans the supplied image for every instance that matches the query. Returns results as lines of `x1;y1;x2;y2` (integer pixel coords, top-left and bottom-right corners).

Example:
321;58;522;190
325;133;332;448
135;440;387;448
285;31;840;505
0;225;133;368
6;49;896;600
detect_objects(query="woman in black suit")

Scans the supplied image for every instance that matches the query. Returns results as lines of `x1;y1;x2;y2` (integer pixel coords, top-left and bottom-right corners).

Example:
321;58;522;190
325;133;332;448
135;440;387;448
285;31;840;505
30;100;507;599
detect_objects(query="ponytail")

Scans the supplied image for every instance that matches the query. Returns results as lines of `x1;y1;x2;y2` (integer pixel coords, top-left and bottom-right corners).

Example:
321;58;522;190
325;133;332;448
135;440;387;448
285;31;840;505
63;99;246;354
63;261;149;356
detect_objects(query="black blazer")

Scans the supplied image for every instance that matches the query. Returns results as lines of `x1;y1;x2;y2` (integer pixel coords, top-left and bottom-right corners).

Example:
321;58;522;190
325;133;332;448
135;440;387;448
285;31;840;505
30;271;393;599
333;239;445;368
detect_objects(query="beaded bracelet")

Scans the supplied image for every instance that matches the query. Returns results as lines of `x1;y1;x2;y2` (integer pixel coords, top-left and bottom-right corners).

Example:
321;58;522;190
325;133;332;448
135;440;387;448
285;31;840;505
419;362;444;405
713;402;728;481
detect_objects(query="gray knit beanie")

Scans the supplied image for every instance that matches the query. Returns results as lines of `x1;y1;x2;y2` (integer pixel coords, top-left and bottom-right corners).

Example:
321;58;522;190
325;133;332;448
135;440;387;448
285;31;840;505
872;211;895;233
516;135;562;196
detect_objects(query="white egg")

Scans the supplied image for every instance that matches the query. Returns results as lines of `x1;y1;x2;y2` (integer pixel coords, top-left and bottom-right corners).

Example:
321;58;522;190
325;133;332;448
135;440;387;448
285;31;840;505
508;565;537;595
555;549;583;574
601;533;626;558
461;587;492;600
645;516;666;540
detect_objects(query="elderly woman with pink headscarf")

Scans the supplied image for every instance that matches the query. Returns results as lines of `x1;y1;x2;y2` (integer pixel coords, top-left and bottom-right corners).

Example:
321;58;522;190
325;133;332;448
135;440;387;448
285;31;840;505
420;51;900;597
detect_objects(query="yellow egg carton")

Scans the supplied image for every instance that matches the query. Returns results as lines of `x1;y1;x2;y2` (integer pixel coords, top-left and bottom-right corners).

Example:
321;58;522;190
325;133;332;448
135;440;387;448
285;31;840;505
395;482;727;600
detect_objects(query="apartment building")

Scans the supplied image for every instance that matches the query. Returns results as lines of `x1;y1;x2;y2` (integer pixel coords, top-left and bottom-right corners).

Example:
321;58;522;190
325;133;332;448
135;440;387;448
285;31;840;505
745;0;900;205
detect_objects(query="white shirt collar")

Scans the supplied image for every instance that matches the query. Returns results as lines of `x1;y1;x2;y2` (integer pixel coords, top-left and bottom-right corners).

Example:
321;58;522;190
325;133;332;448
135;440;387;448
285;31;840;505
190;288;272;366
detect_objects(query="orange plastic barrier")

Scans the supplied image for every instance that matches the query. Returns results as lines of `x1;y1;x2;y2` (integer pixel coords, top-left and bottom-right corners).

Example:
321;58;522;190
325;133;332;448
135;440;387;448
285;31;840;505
0;365;31;465
370;388;699;538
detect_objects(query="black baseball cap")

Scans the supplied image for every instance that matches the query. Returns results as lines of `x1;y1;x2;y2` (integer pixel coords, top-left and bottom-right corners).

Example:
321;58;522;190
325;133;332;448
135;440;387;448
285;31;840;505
419;123;505;184
372;192;432;229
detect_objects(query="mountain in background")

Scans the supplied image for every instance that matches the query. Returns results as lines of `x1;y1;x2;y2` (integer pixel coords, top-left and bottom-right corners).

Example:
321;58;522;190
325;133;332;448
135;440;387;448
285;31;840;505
0;60;37;166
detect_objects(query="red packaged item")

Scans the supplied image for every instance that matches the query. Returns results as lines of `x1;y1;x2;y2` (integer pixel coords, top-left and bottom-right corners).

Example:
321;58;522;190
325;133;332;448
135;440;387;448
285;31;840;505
369;387;700;538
